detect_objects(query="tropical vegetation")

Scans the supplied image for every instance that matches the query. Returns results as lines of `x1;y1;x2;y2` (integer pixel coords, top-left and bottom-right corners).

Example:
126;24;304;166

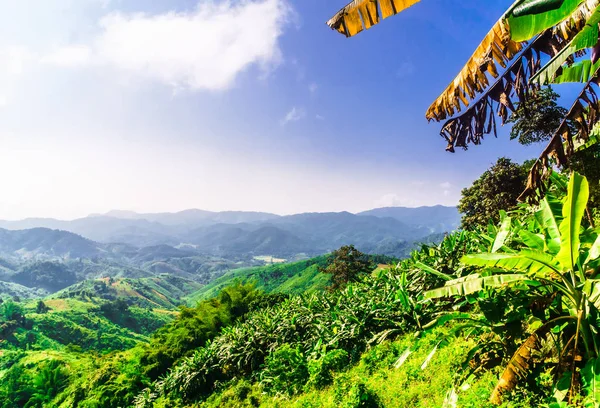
7;1;600;407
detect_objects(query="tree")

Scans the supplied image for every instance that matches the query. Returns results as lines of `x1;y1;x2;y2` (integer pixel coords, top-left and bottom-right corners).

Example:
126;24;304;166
506;87;568;145
570;142;600;223
327;1;600;199
36;300;50;314
458;158;529;230
319;245;373;290
503;86;600;218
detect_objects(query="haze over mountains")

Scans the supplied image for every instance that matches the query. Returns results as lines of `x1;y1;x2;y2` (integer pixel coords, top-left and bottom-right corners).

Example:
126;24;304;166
0;206;459;298
0;206;459;254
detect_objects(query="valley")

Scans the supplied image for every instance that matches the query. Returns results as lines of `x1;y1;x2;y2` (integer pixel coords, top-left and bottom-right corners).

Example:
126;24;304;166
0;206;458;298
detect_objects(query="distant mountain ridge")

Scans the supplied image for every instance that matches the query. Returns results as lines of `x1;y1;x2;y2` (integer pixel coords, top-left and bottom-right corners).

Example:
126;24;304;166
357;205;460;234
0;206;459;249
0;206;459;296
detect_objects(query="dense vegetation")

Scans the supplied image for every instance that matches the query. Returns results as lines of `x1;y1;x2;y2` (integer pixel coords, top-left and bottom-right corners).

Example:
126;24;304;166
4;170;600;407
458;158;530;230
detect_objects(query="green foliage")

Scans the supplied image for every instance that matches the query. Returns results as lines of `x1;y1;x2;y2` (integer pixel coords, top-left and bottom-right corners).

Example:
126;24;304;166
260;344;309;396
35;300;49;314
0;359;68;408
570;142;600;218
506;87;569;146
433;172;600;404
11;171;600;408
142;236;476;406
307;349;349;389
185;256;332;303
333;377;382;408
458;157;529;230
582;358;600;406
319;245;374;290
141;282;261;381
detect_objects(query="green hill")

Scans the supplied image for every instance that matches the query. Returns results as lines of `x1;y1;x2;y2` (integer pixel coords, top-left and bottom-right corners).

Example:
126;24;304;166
184;257;332;304
0;275;202;355
53;275;202;309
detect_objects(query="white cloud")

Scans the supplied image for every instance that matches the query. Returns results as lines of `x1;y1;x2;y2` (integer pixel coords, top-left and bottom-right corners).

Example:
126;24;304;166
315;114;325;120
375;194;420;208
440;182;452;197
93;0;290;91
280;106;305;125
309;82;318;94
5;47;30;75
41;45;92;67
0;46;33;106
21;0;291;91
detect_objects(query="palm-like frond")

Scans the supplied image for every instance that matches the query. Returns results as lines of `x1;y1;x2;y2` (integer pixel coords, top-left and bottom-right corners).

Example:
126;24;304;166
426;17;523;122
327;0;600;163
327;0;422;37
520;75;600;201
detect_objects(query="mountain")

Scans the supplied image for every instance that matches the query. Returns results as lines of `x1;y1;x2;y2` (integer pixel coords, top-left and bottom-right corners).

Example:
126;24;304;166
0;227;105;259
184;224;310;257
0;228;255;295
269;211;430;246
0;275;203;355
0;207;458;252
11;261;78;292
358;205;460;233
0;206;460;297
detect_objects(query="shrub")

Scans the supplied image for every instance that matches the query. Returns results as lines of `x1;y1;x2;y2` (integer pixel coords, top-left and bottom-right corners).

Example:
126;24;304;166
307;349;349;389
333;375;382;408
260;344;309;397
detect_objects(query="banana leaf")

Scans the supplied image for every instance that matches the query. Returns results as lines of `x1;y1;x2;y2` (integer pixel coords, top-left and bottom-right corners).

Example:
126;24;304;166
532;7;600;84
508;0;586;41
327;0;422;37
556;172;589;271
553;59;600;84
512;0;566;17
519;230;546;250
423;274;528;300
414;261;452;281
462;251;562;276
581;358;600;404
535;195;563;254
490;325;552;404
590;234;600;260
493;217;513;253
584;279;600;308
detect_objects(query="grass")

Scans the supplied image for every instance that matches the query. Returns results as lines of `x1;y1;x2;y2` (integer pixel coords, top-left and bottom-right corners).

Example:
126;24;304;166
199;326;500;408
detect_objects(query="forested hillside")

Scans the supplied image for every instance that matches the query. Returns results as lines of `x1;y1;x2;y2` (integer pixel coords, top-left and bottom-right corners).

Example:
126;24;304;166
0;208;451;299
3;171;600;407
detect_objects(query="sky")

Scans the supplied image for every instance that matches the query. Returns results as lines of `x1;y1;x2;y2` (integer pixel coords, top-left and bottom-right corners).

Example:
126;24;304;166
0;0;568;220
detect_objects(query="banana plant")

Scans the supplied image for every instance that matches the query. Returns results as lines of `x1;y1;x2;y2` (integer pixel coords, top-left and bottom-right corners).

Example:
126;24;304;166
425;172;600;405
327;0;600;202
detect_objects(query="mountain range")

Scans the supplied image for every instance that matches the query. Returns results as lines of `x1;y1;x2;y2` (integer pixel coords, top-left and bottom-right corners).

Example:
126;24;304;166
0;206;459;297
0;206;459;252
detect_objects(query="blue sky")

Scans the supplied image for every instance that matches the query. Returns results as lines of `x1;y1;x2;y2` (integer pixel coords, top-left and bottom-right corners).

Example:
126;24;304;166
0;0;567;219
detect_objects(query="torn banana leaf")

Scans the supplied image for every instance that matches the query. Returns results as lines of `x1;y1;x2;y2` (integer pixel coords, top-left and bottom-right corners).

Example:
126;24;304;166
326;0;422;37
519;73;600;202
